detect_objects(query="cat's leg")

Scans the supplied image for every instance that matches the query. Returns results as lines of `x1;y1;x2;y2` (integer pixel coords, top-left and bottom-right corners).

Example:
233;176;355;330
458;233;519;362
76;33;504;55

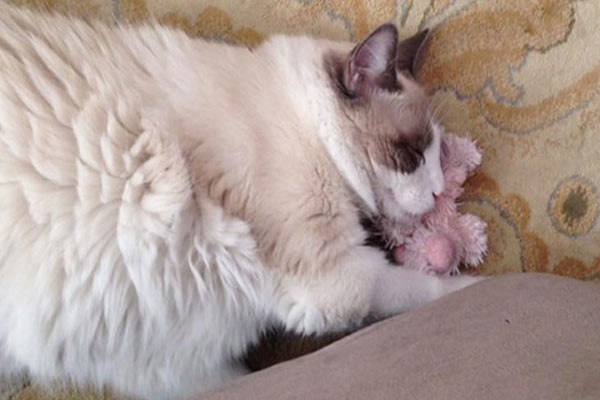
369;260;483;318
276;245;482;335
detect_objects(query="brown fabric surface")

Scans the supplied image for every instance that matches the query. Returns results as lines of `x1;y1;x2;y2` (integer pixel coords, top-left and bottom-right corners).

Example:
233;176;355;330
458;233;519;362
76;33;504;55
203;273;600;400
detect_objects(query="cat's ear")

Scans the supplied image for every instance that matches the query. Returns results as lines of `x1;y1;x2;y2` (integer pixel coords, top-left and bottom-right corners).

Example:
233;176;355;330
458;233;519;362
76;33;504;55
342;24;398;97
396;29;431;76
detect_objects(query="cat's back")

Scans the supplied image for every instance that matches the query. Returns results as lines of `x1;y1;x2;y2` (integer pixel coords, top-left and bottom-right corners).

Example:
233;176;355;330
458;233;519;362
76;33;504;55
0;5;271;398
0;5;168;252
0;4;164;104
0;3;204;298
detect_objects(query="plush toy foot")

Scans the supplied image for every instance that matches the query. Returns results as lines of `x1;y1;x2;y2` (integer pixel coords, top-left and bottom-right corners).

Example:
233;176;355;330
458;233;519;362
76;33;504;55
424;233;457;275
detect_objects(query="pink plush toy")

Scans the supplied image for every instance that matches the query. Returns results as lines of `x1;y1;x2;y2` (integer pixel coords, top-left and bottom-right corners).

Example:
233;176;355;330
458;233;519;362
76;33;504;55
390;131;487;275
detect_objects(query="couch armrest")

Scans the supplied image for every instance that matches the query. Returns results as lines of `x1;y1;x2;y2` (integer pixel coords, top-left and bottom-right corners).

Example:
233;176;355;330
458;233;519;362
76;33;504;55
200;273;600;400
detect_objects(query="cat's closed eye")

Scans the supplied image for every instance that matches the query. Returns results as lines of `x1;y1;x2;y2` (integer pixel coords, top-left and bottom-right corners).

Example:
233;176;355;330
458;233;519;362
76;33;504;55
388;140;425;173
404;145;425;166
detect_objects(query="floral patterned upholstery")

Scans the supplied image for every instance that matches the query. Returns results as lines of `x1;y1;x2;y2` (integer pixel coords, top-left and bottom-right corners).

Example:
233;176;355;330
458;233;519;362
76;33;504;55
1;0;599;398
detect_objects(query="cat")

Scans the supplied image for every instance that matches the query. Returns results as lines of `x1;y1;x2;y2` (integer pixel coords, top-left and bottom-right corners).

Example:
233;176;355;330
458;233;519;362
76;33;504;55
0;4;482;399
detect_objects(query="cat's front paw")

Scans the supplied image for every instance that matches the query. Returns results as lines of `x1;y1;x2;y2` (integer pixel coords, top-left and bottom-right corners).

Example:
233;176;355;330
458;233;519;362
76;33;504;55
284;300;326;335
436;274;486;296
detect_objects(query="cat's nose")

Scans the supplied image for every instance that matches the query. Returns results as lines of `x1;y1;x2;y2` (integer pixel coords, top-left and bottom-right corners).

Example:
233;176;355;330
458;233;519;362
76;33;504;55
432;181;445;197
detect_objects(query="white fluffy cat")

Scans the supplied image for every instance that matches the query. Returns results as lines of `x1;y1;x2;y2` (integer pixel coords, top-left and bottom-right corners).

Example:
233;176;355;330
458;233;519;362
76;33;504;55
0;4;481;399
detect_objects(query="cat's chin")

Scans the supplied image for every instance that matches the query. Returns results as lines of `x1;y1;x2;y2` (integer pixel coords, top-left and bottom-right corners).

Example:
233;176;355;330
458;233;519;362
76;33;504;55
380;213;421;245
376;189;433;233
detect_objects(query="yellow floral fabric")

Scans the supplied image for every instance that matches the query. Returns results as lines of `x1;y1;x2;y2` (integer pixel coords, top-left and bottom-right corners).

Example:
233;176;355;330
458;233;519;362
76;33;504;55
1;0;600;398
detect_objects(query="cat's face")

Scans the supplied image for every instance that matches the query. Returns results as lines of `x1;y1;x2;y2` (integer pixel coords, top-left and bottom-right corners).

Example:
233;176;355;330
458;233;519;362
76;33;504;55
326;24;443;223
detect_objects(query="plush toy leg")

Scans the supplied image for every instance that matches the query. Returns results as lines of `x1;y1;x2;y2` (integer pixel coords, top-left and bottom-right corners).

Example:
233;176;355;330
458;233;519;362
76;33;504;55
456;214;487;267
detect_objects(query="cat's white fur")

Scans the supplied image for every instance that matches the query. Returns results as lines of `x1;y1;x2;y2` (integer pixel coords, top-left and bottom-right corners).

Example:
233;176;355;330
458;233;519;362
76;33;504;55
0;5;480;399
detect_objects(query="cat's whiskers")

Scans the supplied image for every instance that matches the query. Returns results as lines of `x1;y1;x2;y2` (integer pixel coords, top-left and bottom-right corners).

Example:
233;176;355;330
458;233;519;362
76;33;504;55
430;94;450;123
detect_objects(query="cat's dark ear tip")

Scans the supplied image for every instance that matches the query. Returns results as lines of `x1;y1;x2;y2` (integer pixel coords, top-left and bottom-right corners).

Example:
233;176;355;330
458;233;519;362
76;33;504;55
396;27;434;76
368;23;399;40
414;28;432;42
376;23;399;32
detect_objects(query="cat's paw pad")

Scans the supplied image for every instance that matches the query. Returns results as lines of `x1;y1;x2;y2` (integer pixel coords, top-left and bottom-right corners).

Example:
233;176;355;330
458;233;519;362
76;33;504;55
285;301;326;335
